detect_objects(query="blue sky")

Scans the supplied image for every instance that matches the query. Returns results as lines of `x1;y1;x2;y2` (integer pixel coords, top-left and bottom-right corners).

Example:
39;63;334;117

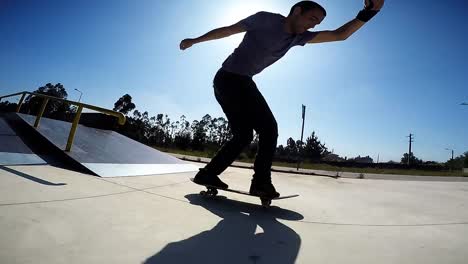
1;0;467;162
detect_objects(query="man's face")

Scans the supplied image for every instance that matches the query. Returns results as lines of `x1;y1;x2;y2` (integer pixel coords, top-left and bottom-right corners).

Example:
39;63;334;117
292;8;326;34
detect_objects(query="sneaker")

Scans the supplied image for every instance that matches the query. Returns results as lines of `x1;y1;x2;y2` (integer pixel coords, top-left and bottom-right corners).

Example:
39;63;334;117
193;169;228;189
249;179;280;198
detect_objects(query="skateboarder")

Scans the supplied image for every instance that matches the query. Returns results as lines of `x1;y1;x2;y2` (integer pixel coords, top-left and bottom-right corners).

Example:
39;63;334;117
180;0;384;198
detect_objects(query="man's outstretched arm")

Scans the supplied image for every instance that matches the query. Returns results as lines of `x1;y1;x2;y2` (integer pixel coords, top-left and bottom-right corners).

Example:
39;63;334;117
180;23;246;50
308;0;385;44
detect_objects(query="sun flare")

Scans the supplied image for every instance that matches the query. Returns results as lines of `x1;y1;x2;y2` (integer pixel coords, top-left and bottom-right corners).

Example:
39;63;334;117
217;1;282;26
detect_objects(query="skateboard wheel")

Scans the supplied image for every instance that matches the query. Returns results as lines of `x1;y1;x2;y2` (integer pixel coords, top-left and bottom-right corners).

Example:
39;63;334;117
260;198;271;208
206;188;218;196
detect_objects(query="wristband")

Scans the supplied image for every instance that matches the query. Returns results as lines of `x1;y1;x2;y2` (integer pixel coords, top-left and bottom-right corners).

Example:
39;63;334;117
356;9;379;22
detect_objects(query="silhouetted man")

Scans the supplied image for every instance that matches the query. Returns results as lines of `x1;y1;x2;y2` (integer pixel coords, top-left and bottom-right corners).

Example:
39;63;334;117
180;0;384;198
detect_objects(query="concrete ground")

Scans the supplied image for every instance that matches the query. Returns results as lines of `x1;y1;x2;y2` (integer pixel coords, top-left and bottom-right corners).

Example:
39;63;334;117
1;163;468;264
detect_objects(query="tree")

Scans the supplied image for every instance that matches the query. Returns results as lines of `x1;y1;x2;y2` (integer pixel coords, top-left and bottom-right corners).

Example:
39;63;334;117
139;113;172;147
245;132;259;159
124;110;149;143
276;145;286;157
446;151;468;170
213;117;230;145
189;115;212;149
113;94;136;115
296;139;304;157
349;155;374;164
200;114;212;143
0;101;17;112
24;83;71;117
209;116;230;145
285;137;298;158
191;120;207;150
174;115;191;150
401;153;423;165
302;131;328;162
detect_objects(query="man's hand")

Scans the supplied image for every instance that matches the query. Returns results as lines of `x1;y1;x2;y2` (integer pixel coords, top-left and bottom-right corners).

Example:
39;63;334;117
364;0;385;11
308;0;384;44
180;38;196;50
356;0;384;22
179;23;246;51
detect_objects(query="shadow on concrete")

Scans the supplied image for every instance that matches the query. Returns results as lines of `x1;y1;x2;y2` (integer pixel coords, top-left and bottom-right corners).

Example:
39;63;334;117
144;194;303;264
0;165;66;186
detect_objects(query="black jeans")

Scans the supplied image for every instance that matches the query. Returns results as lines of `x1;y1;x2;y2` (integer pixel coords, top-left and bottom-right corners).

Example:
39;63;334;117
204;69;278;183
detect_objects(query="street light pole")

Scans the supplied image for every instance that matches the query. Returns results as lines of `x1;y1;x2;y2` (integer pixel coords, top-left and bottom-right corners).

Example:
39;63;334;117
297;104;306;171
74;88;83;102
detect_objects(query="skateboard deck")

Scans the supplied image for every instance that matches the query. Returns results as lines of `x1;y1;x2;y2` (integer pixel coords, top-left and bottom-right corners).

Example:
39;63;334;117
190;178;298;207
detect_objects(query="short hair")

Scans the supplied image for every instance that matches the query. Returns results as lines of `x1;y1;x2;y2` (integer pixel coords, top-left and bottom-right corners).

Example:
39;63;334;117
289;1;327;17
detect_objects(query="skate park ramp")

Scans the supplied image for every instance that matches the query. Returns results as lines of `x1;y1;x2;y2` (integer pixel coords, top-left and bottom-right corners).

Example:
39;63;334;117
6;113;198;177
0;114;47;165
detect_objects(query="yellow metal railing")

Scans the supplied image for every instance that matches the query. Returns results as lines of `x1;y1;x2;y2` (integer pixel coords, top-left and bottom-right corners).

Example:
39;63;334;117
0;91;126;152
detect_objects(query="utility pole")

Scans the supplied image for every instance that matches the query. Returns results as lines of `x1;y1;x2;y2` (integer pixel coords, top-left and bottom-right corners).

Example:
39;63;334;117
407;133;414;166
445;148;454;171
297;104;306;171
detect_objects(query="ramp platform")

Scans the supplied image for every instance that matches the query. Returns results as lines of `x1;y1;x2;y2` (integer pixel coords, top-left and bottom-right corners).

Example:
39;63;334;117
8;113;198;177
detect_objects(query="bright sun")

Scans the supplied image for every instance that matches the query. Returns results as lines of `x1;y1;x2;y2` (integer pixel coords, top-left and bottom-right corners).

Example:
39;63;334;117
212;1;283;48
217;1;282;26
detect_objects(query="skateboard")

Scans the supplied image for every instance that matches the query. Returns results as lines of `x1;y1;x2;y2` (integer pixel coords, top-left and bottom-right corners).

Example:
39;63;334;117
190;178;299;208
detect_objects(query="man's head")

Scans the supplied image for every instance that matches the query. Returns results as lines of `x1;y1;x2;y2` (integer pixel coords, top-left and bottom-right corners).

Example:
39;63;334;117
287;1;326;34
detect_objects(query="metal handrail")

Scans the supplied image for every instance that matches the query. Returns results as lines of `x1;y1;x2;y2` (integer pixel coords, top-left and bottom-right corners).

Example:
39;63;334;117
0;91;126;152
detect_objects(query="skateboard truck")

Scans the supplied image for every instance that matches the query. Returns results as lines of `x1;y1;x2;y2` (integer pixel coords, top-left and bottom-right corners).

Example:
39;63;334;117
191;178;297;208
